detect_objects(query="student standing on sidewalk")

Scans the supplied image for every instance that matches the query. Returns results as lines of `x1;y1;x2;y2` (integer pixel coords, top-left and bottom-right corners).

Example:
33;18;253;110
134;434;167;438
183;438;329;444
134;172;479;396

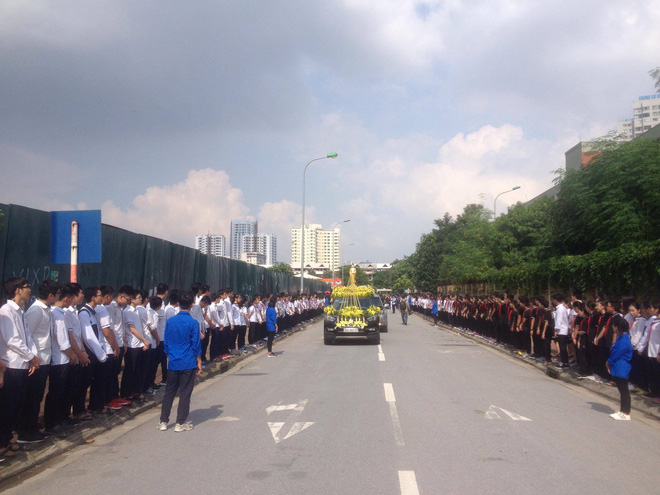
607;318;633;421
266;296;278;357
159;291;201;432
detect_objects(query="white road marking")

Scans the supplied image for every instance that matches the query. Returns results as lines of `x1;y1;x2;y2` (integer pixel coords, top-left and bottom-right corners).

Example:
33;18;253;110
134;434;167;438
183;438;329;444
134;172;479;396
266;399;315;443
378;344;386;361
384;383;405;446
213;416;240;422
398;470;420;495
384;383;396;402
485;405;532;421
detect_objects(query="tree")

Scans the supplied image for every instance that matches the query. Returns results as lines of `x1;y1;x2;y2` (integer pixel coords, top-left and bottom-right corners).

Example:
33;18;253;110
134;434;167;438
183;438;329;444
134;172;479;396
650;66;660;93
392;275;413;294
268;262;295;277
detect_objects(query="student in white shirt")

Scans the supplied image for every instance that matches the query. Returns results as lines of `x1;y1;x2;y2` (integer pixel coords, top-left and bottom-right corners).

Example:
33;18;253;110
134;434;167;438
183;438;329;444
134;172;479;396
143;295;161;395
233;294;247;351
161;292;180;384
19;280;59;443
44;285;78;435
247;295;261;345
552;293;571;369
0;277;40;451
78;286;110;414
64;283;91;420
121;288;150;401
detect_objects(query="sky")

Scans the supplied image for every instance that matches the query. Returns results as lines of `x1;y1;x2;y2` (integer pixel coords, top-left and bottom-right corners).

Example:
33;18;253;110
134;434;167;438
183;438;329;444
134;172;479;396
1;0;659;264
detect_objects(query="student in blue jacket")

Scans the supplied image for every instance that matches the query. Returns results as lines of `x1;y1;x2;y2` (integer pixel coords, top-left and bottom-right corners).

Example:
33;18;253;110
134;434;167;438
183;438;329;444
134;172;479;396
266;296;278;358
607;318;633;421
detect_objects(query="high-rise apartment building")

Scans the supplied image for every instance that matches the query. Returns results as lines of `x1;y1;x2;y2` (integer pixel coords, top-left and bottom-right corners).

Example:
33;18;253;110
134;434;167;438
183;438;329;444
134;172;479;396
258;233;277;266
619;93;660;140
194;234;226;257
291;224;340;268
230;219;257;260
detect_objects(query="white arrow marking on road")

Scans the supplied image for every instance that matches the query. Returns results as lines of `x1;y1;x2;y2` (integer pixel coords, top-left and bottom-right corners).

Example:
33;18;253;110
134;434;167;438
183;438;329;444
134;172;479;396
485;405;532;421
266;399;315;444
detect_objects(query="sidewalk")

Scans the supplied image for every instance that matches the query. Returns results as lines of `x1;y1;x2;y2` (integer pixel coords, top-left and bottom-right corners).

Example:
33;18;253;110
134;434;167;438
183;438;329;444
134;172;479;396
0;316;322;484
415;312;660;422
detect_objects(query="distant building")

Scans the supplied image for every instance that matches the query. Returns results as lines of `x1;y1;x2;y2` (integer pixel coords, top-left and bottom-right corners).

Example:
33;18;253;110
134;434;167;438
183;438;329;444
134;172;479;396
619;93;660;140
240;251;267;266
194;234;226;257
258;233;277;266
230;219;257;260
357;262;392;282
291;224;341;270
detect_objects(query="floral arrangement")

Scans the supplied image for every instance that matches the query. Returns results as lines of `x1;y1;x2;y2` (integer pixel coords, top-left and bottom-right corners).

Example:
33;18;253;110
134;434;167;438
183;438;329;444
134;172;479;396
331;285;375;299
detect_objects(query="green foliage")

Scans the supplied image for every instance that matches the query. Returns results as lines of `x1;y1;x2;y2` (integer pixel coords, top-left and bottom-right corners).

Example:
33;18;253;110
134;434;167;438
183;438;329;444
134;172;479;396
268;262;295;277
392;275;413;293
402;138;660;297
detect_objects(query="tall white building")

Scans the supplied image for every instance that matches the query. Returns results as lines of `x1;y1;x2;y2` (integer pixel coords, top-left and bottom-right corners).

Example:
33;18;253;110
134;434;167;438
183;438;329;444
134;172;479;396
291;224;340;269
194;234;226;257
258;233;277;266
619;93;660;140
230;219;257;260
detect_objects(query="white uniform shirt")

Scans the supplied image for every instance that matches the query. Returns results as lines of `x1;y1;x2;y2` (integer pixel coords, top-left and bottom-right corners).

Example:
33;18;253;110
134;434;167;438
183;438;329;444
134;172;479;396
65;306;83;351
106;301;125;348
0;300;38;369
629;316;645;349
78;305;107;362
25;299;53;364
95;304;114;354
645;318;660;358
145;307;159;346
50;306;72;365
224;298;233;326
124;306;145;349
189;304;205;333
554;304;570;336
637;315;657;353
155;307;166;341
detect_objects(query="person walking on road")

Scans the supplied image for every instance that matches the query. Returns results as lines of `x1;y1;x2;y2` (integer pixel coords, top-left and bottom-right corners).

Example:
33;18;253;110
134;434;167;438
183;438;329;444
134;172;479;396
159;291;202;432
266;296;278;357
400;296;410;325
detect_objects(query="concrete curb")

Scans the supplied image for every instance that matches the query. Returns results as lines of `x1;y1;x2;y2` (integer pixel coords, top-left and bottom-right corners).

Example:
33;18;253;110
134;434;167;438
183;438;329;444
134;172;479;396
414;312;660;421
0;316;323;484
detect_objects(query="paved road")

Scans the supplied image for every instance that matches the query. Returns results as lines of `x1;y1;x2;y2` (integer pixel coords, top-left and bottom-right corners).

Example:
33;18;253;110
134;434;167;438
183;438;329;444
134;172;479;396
5;313;660;494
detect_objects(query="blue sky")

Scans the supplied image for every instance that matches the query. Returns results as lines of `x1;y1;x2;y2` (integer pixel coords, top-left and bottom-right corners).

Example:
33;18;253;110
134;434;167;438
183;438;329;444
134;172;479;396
1;1;658;264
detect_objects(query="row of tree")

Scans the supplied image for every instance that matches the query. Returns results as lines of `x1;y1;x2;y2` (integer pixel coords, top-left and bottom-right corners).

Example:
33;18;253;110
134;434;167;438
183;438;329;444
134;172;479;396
375;137;660;297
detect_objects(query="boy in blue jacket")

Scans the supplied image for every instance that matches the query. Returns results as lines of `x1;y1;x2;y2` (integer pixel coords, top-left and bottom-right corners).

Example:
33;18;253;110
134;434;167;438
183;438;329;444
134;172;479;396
607;318;633;421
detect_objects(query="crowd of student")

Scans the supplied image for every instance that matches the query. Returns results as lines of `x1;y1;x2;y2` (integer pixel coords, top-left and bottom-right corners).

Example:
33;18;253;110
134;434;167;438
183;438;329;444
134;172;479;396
0;276;324;461
406;292;659;420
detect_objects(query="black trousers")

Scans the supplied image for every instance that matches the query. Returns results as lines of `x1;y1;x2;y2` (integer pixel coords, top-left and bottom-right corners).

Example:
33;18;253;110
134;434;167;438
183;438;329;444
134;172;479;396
644;355;660;396
612;376;631;414
122;347;146;398
44;364;70;429
153;342;167;383
109;348;124;400
201;330;211;362
267;332;275;353
209;327;222;359
0;368;29;447
557;335;570;365
89;356;111;412
18;364;50;435
143;348;156;392
160;369;196;424
237;325;247;349
248;321;259;344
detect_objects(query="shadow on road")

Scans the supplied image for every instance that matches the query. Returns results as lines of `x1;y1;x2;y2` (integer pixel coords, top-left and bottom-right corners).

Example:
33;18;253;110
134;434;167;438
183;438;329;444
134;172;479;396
587;402;616;414
188;404;224;425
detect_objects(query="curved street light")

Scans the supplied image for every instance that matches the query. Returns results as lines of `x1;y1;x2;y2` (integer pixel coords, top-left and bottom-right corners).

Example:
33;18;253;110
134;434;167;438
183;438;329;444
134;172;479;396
300;152;338;293
331;219;350;288
493;186;521;219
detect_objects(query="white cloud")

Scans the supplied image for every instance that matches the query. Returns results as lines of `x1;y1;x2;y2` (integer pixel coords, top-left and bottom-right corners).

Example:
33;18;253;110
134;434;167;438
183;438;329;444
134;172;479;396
101;169;250;247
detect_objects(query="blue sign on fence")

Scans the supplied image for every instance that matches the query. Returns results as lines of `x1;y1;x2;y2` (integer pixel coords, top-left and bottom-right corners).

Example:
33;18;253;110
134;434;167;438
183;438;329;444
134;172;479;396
50;210;102;264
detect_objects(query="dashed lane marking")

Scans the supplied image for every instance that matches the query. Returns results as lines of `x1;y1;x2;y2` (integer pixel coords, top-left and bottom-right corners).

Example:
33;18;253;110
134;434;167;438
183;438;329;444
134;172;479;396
398;470;420;495
384;383;404;446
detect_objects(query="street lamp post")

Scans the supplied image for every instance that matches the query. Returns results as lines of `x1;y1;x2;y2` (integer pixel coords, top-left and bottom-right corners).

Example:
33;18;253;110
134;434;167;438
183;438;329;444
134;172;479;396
331;219;350;289
493;186;521;219
300;152;338;293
